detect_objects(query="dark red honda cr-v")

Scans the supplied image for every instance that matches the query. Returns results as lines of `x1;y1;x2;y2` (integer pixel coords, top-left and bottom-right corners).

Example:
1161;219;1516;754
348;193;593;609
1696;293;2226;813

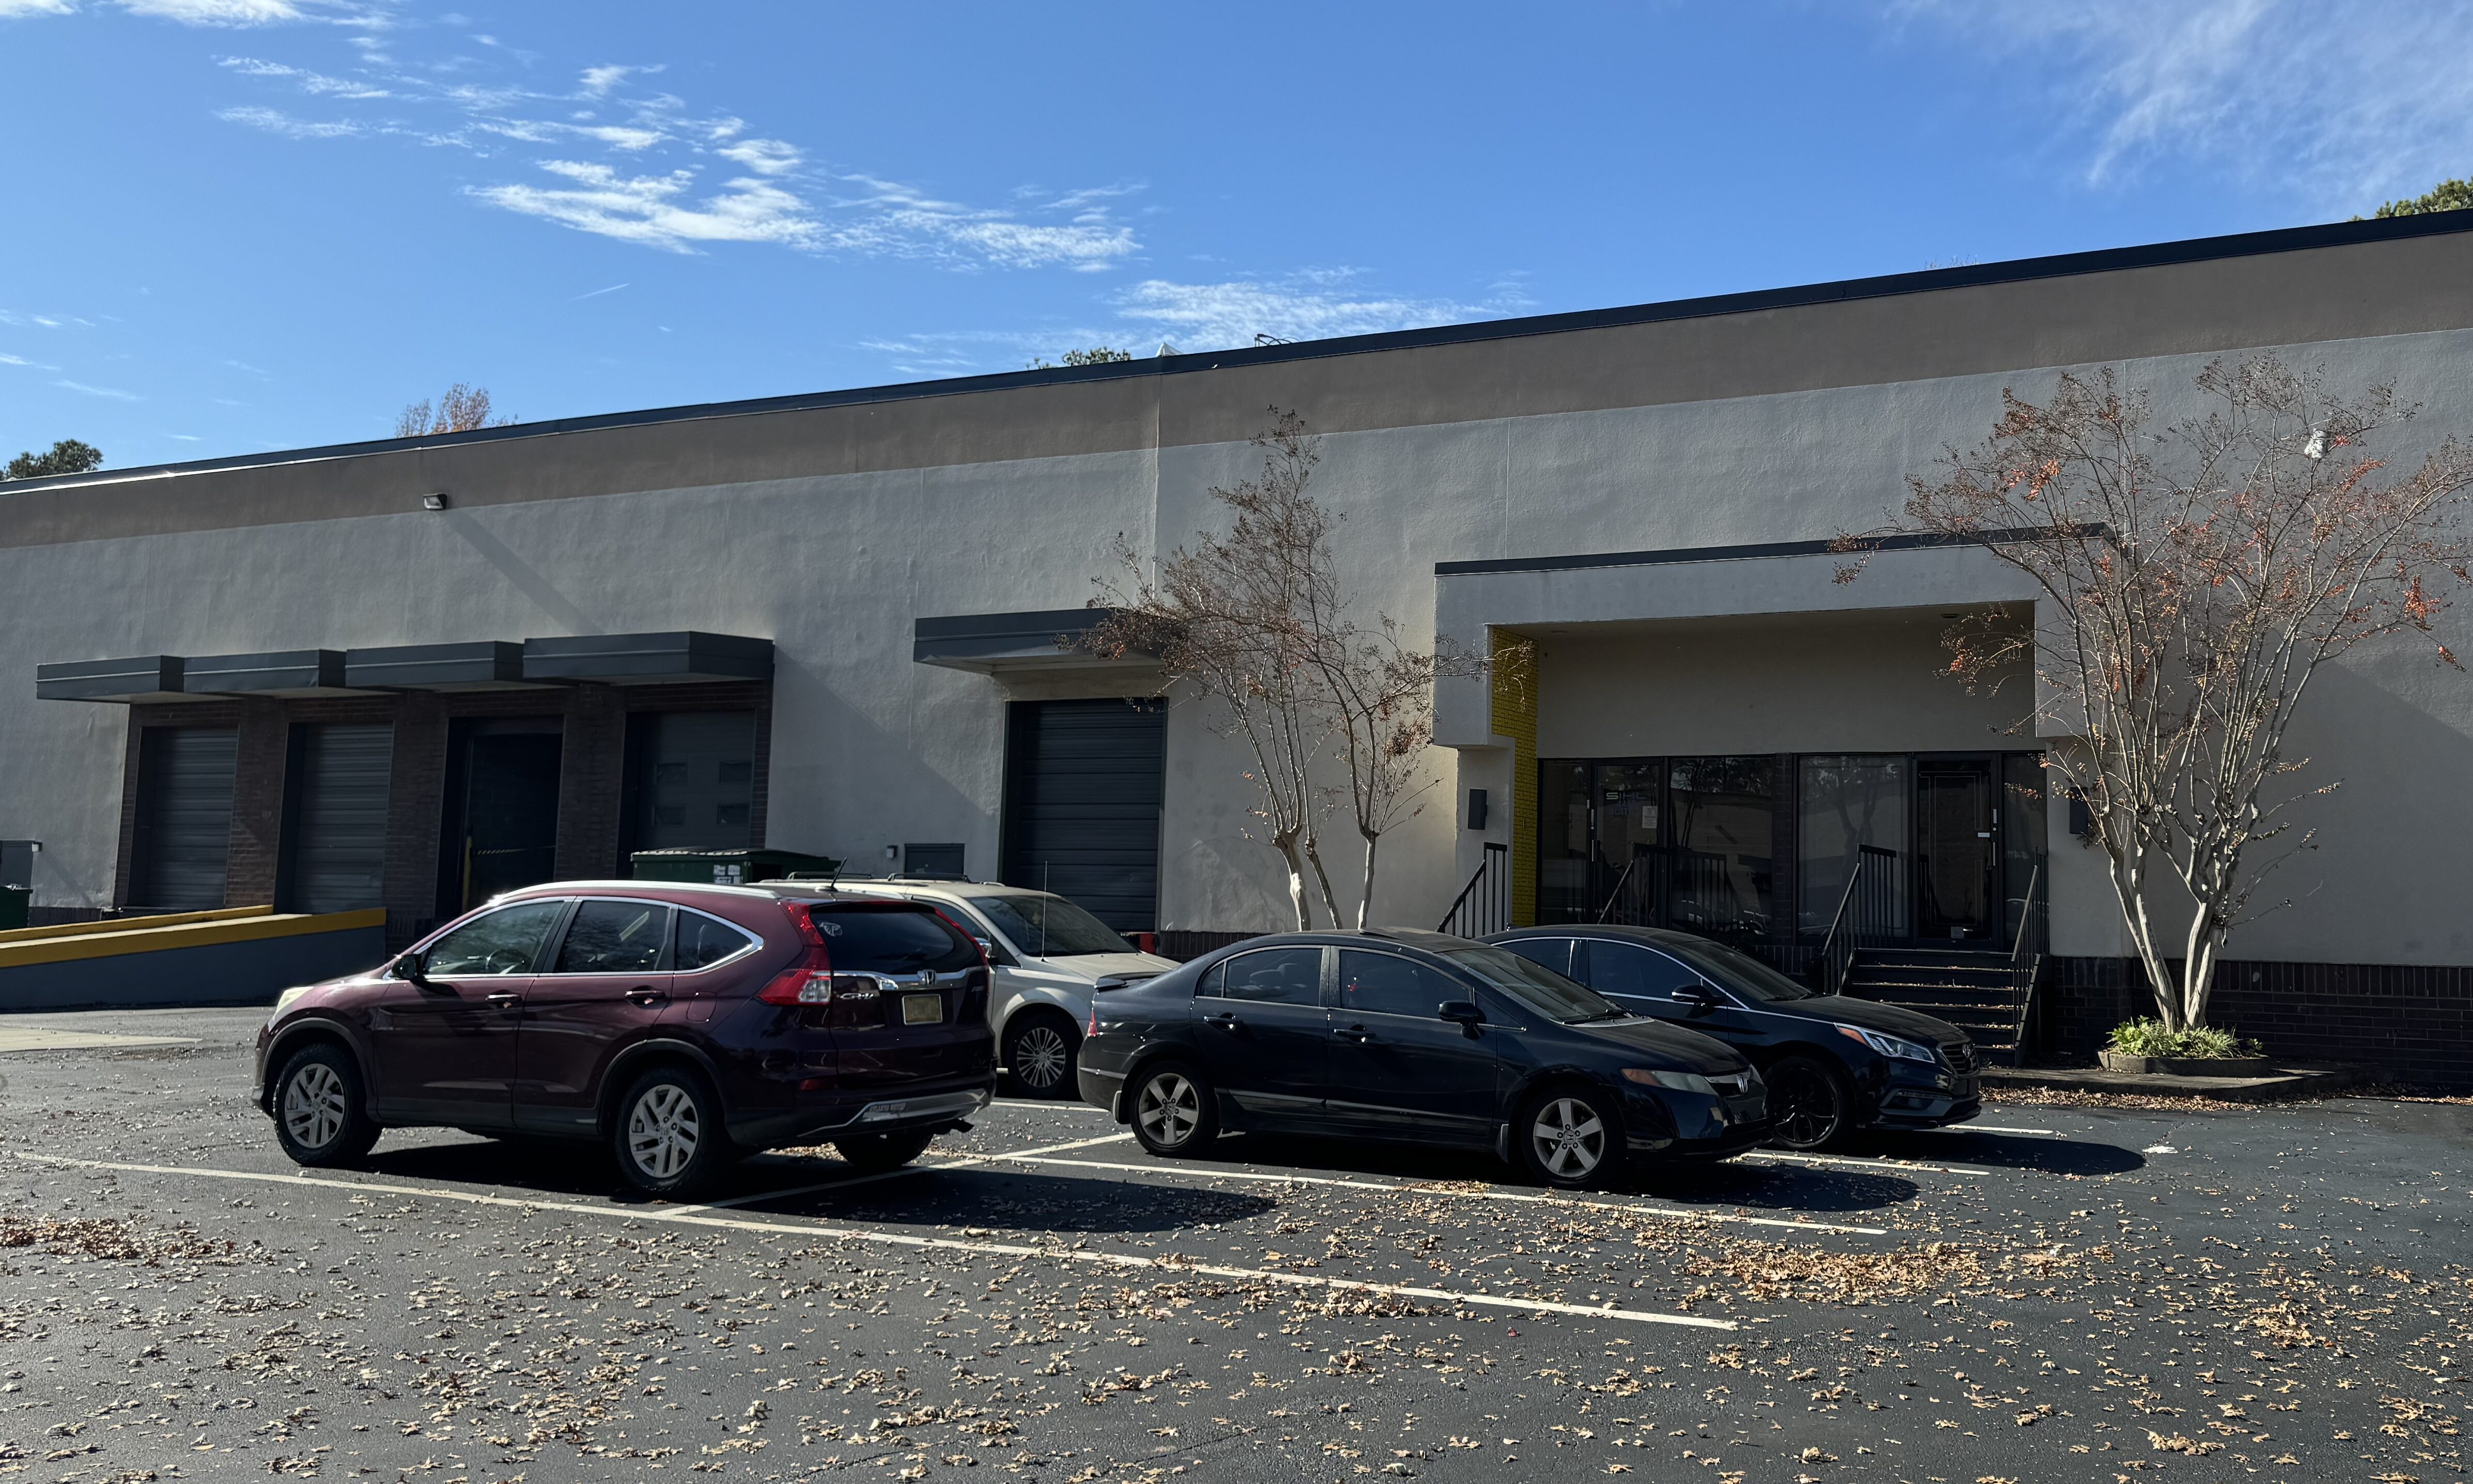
252;882;996;1197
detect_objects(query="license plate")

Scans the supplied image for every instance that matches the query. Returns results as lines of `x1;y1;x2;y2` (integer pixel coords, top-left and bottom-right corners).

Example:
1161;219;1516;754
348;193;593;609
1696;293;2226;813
902;994;942;1026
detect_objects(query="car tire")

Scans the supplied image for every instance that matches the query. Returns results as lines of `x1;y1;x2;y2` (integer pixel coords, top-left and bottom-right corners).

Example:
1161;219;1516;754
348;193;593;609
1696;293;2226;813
1515;1084;1624;1191
1127;1061;1218;1157
271;1042;381;1168
834;1129;936;1174
1002;1010;1081;1099
611;1064;734;1199
1766;1055;1857;1151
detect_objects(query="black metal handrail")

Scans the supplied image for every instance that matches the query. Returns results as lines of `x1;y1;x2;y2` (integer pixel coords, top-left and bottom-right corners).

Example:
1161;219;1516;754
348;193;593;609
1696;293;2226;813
1439;841;1510;937
1815;844;1901;995
2008;861;2046;1058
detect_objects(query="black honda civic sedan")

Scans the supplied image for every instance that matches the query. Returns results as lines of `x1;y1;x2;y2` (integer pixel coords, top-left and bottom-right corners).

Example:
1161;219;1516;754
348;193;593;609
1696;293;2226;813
1075;929;1769;1189
1484;925;1980;1150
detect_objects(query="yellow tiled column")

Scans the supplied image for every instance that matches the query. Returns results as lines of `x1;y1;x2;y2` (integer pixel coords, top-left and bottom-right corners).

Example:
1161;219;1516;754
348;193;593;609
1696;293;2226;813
1489;629;1539;928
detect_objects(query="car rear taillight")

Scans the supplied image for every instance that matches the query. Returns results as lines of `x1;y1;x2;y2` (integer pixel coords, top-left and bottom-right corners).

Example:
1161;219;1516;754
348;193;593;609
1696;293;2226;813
1088;1002;1101;1038
760;901;836;1006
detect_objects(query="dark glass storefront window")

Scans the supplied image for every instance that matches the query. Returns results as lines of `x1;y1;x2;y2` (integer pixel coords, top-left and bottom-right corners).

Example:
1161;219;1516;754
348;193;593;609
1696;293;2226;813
1664;756;1775;939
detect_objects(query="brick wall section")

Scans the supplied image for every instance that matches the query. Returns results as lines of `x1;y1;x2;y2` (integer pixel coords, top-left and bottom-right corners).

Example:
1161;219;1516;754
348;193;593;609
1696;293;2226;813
2040;955;2473;1090
382;692;449;950
553;684;627;886
224;699;294;907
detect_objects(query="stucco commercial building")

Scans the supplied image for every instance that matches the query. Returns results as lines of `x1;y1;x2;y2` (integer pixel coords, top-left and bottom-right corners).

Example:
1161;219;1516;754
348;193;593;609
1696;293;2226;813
10;214;2473;1078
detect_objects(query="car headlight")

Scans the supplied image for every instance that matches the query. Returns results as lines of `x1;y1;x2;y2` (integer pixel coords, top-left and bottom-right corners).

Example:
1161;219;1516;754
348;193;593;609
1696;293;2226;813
1622;1068;1716;1095
1837;1024;1935;1062
269;985;313;1021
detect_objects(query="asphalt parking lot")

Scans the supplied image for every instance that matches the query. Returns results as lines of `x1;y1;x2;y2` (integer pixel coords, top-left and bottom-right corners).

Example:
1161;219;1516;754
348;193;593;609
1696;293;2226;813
3;1007;2470;1483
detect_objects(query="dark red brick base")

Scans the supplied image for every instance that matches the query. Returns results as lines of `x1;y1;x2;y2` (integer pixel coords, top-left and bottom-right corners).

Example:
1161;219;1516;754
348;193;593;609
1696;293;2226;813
2038;955;2473;1090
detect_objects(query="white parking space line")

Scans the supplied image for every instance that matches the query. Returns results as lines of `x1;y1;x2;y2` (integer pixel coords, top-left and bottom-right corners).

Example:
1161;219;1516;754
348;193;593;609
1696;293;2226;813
1943;1124;2062;1137
0;1027;200;1053
1739;1150;2003;1177
12;1152;1736;1331
993;1099;1107;1112
987;1153;1890;1236
682;1133;1136;1212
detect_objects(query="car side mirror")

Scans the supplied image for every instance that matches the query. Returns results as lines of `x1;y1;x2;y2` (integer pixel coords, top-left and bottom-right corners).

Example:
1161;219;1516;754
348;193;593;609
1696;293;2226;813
396;949;431;985
1673;984;1719;1010
1438;1000;1483;1035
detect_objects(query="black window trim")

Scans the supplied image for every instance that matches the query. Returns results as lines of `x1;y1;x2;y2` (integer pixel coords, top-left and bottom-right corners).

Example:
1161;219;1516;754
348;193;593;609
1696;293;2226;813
670;902;763;976
1573;935;1747;1009
532;895;681;976
1336;947;1478;1023
1197;944;1330;1007
421;896;575;980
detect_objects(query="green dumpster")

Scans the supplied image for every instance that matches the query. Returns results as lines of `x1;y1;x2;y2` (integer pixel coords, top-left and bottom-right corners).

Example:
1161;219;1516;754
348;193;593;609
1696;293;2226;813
630;847;843;887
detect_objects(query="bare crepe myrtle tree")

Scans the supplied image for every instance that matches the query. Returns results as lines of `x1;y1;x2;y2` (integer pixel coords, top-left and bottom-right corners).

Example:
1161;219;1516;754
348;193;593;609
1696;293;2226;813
1082;411;1344;929
395;383;514;438
1836;356;2473;1030
1083;408;1464;929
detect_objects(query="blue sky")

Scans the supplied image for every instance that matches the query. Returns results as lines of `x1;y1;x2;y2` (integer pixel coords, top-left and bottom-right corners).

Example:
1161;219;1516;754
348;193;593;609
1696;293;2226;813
3;0;2468;469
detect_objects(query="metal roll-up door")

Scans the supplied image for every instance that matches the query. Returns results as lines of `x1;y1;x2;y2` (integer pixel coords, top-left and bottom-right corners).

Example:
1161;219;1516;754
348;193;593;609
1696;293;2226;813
285;722;394;914
1000;699;1165;932
634;710;758;849
131;727;239;912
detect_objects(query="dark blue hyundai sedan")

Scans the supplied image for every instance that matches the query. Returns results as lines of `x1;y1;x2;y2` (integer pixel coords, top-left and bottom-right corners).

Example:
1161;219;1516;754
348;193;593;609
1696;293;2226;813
1075;929;1769;1189
1485;924;1980;1150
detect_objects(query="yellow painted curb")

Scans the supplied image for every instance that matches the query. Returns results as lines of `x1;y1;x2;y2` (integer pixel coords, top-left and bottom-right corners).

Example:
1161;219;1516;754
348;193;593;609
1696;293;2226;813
0;907;385;969
0;904;270;946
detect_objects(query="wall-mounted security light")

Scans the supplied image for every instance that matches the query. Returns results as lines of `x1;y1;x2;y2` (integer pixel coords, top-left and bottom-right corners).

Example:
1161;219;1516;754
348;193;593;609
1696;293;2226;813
422;493;450;512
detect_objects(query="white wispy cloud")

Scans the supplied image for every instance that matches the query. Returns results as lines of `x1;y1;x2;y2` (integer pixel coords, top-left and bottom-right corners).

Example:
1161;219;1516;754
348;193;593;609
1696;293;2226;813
125;0;303;22
54;379;140;400
471;159;820;253
1114;270;1504;348
0;0;76;16
202;41;1143;268
220;55;386;97
1897;0;2473;211
218;103;362;137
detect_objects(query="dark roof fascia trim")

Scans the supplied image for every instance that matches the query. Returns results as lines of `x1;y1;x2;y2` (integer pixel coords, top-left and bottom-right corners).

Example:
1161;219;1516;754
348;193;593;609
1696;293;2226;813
913;609;1114;643
1437;529;2070;578
14;211;2473;497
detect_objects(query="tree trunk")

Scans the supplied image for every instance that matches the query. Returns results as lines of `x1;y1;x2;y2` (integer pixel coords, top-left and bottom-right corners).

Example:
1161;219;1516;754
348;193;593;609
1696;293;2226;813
1354;830;1380;931
1272;831;1314;931
1302;833;1346;930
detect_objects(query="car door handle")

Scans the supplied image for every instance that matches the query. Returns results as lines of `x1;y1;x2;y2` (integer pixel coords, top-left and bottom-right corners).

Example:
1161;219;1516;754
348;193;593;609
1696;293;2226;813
626;987;668;1006
484;992;522;1008
1202;1012;1240;1029
1332;1024;1374;1043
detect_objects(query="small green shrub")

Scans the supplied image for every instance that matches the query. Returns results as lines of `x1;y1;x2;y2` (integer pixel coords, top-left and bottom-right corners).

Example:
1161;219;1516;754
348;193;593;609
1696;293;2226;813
2107;1018;2263;1059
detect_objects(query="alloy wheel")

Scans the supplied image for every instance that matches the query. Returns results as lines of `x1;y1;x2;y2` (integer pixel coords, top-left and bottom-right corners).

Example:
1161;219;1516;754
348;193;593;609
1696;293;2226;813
282;1063;348;1151
1770;1063;1841;1148
627;1084;701;1179
1136;1072;1199;1148
1013;1025;1072;1091
1529;1095;1606;1180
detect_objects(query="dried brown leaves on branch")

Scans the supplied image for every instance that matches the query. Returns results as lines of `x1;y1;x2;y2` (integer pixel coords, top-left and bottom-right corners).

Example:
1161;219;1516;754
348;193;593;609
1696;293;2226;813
1083;409;1472;929
394;382;515;438
1837;355;2473;1030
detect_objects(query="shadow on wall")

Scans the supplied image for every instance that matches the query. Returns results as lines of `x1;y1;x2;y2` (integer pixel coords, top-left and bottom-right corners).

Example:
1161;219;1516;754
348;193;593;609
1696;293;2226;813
763;650;990;864
2235;657;2473;964
441;508;605;637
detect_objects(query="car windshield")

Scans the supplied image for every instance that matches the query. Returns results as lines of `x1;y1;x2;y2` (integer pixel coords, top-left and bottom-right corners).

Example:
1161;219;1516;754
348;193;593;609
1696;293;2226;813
967;893;1132;957
1441;946;1630;1025
1668;938;1822;1002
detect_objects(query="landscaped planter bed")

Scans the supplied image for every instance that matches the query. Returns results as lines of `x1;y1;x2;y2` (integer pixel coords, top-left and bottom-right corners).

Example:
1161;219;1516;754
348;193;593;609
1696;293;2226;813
2097;1048;2276;1076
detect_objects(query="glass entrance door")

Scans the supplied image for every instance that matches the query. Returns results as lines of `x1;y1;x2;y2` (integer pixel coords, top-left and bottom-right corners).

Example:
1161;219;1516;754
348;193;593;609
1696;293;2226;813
1914;759;1999;940
1537;760;1663;925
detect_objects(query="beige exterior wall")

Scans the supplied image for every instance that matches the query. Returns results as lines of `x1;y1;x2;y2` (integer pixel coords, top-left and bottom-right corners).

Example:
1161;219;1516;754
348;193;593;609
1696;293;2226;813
8;219;2473;962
